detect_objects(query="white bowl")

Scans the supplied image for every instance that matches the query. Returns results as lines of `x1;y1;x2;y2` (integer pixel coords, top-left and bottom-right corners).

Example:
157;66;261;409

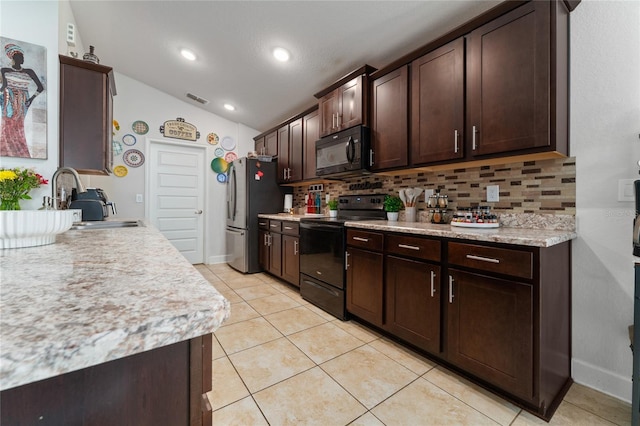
0;209;82;249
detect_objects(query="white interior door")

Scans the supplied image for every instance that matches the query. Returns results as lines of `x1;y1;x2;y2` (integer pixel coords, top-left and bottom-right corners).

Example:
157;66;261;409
147;140;206;264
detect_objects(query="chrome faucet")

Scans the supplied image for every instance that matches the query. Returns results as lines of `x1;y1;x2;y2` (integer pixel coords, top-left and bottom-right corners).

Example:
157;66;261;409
51;167;86;210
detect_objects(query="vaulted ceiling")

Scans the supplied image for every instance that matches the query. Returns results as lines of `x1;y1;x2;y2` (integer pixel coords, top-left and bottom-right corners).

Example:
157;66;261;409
70;1;501;132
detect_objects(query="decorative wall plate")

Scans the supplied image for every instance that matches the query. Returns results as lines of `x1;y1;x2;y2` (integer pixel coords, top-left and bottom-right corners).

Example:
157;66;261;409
132;120;149;135
224;152;238;163
122;133;137;146
216;173;227;183
123;149;145;168
211;157;229;173
207;133;219;145
113;165;128;177
214;147;224;158
221;136;236;151
112;140;123;155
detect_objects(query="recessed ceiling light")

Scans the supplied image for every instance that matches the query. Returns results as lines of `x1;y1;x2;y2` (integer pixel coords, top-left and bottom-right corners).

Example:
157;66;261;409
224;103;236;111
180;48;196;61
273;47;290;62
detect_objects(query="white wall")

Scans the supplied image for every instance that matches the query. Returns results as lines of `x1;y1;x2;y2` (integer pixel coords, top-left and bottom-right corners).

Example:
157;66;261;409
89;73;259;263
0;1;61;208
570;0;640;402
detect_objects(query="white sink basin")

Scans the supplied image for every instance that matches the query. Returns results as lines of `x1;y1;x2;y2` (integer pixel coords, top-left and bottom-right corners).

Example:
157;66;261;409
0;209;82;249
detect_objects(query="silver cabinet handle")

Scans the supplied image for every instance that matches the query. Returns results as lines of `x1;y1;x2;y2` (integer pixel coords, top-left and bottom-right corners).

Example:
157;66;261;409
398;244;420;251
454;130;459;154
345;251;350;270
332;113;337;129
267;234;272;246
352;236;369;242
283;169;287;180
270;224;279;228
448;275;454;304
369;149;374;166
294;240;298;255
195;209;203;214
284;226;294;230
430;270;436;297
472;125;478;150
259;221;268;226
337;114;341;127
264;234;268;246
466;254;500;264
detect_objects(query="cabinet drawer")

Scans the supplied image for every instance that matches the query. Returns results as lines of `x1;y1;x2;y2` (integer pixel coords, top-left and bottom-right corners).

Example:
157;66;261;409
448;242;533;280
281;221;299;236
258;218;270;230
268;220;282;233
386;234;440;262
346;229;383;251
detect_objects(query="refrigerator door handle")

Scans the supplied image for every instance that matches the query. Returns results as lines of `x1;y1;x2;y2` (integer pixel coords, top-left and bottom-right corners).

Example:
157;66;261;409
231;166;237;221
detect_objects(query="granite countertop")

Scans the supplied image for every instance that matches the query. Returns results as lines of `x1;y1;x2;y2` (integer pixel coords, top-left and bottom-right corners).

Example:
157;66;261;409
345;220;576;247
0;222;230;391
258;213;319;222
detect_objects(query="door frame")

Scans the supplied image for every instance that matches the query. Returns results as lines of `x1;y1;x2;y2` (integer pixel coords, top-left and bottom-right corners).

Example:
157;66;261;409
145;138;209;263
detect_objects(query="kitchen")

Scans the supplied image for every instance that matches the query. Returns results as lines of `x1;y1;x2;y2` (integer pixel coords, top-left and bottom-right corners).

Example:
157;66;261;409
0;0;637;424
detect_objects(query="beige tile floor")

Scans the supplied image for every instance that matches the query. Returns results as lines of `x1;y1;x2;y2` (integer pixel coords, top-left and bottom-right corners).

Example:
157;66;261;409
195;264;632;426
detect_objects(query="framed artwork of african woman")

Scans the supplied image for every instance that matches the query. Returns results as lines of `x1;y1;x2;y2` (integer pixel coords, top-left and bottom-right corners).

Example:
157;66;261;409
0;37;47;159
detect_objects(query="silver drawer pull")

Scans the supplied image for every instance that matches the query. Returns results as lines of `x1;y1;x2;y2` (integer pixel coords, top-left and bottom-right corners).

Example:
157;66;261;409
270;224;279;228
466;254;500;264
398;244;420;251
284;226;294;230
448;275;454;304
352;236;369;242
259;222;267;226
430;270;436;297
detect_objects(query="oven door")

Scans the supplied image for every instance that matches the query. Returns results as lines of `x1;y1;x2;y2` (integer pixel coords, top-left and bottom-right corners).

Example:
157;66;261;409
299;221;345;289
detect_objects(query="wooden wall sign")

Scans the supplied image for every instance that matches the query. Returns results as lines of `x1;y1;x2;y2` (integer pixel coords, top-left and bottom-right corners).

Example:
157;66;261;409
159;117;200;141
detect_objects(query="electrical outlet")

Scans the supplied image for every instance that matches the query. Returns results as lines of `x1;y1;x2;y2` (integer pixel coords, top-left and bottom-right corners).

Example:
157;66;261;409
487;185;499;202
66;23;76;46
136;194;143;203
325;193;330;203
618;179;635;202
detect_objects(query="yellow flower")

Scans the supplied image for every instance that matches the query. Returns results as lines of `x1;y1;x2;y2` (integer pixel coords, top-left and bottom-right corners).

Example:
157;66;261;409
0;170;18;182
113;120;120;131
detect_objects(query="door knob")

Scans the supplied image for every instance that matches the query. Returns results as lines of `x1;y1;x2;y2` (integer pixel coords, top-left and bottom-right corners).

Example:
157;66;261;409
195;209;203;214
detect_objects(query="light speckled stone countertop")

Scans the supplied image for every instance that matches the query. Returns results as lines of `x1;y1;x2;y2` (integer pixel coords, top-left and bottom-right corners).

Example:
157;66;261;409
258;213;576;247
0;222;230;391
258;213;314;222
344;220;576;247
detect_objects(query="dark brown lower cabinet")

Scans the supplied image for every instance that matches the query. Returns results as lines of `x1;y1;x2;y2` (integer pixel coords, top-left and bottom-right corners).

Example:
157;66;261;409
385;256;441;354
282;234;300;286
447;269;533;400
346;247;384;327
1;334;212;425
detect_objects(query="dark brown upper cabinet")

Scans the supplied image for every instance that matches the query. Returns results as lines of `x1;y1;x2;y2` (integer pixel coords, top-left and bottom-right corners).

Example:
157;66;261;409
315;65;375;138
278;118;303;183
466;1;568;157
411;38;465;165
59;55;116;175
302;108;319;180
371;66;409;171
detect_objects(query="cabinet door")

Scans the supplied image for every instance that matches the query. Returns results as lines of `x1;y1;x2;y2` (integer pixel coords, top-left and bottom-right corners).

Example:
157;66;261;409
282;235;300;286
346;247;383;326
447;269;533;400
466;1;550;156
255;136;265;155
371;66;408;171
258;229;270;271
265;130;278;157
411;38;464;165
385;256;440;354
59;57;114;175
277;124;290;182
288;118;303;182
338;76;362;131
319;90;339;137
303;109;319;180
269;232;282;277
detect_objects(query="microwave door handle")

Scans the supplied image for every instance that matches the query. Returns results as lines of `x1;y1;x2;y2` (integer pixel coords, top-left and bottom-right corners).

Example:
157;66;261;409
345;136;355;164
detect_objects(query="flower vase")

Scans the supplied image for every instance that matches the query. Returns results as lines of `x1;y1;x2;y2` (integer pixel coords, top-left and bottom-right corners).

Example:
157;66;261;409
329;210;338;218
0;199;21;211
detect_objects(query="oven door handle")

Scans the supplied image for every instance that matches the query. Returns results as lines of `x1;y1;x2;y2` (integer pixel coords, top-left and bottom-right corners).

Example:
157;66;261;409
300;222;342;231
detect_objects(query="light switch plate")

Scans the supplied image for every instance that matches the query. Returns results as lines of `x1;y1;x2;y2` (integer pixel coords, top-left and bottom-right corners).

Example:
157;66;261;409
136;194;143;203
618;179;635;202
487;185;500;202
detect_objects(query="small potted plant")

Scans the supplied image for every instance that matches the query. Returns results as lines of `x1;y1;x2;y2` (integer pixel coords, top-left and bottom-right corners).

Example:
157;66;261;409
383;195;403;221
327;199;338;217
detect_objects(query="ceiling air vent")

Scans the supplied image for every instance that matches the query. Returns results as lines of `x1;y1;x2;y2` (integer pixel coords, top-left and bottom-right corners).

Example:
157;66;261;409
186;92;210;105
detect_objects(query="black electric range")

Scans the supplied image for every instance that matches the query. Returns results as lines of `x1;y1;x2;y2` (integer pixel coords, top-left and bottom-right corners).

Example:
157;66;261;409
299;194;386;319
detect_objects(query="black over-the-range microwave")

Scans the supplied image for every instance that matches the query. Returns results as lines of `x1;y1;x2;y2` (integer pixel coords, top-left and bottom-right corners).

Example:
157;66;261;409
315;125;371;178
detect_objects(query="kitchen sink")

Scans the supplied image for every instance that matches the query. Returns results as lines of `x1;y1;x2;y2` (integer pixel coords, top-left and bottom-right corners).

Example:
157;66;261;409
70;220;144;230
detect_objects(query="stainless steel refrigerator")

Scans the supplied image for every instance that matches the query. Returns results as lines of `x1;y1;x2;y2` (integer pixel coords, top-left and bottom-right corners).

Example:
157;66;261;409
226;157;286;273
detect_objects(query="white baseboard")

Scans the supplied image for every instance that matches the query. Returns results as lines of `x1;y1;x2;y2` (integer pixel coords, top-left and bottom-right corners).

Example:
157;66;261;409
572;358;632;403
206;255;228;265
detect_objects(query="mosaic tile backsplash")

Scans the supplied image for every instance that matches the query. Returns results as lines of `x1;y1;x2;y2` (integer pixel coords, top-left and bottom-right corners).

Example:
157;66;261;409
293;157;576;216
